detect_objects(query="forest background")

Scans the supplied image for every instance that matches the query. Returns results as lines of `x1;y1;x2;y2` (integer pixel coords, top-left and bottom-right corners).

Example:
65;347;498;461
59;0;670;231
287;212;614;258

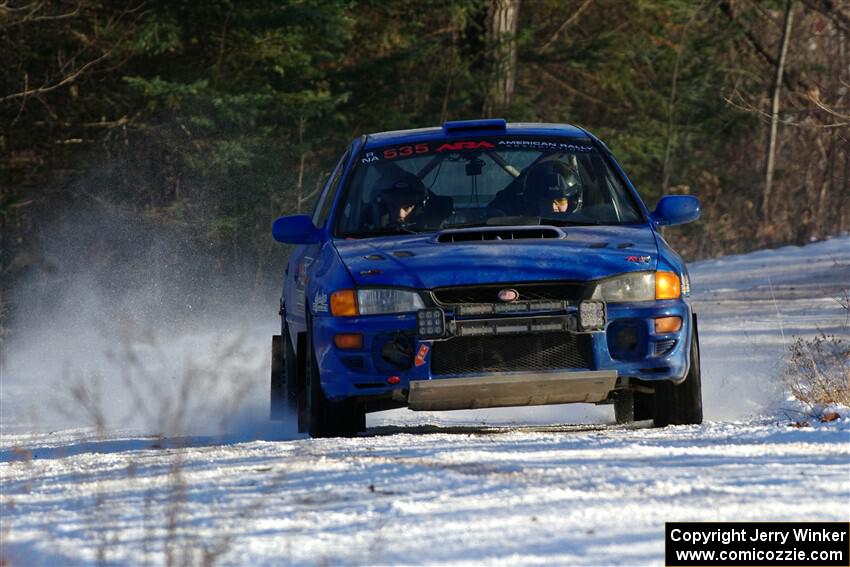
1;0;848;338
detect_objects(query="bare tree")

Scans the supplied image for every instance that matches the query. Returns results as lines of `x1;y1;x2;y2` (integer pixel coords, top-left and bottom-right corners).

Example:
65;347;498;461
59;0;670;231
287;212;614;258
762;0;796;223
483;0;521;117
662;3;706;194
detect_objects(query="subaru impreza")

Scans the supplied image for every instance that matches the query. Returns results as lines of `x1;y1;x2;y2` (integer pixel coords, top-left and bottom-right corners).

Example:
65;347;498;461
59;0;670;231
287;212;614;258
271;119;702;437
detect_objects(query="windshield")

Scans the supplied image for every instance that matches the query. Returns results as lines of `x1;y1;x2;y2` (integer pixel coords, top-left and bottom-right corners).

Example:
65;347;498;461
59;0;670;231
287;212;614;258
335;136;644;238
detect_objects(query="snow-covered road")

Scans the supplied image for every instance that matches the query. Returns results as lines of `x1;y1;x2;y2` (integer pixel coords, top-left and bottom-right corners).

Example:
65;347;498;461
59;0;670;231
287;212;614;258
2;236;849;566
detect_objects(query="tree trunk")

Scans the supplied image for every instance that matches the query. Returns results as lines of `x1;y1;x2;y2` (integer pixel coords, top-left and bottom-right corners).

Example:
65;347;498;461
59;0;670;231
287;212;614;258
483;0;520;117
762;0;795;224
296;116;306;214
661;5;702;195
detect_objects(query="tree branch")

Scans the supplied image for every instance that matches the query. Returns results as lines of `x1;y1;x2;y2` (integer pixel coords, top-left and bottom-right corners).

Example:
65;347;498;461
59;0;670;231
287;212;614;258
0;49;112;103
722;92;848;128
0;1;82;30
798;0;850;34
718;1;807;93
807;90;850;120
1;1;143;105
539;0;593;52
533;62;605;105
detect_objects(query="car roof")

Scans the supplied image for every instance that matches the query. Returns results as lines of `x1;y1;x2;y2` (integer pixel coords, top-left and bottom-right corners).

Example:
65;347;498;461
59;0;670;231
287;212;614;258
363;119;590;149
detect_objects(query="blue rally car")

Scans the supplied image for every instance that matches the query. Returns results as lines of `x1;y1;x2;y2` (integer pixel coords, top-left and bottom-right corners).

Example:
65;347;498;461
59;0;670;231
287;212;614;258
271;119;702;437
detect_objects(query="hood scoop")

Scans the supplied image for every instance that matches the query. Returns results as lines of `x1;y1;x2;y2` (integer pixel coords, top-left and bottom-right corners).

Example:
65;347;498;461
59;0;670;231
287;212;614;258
437;226;564;243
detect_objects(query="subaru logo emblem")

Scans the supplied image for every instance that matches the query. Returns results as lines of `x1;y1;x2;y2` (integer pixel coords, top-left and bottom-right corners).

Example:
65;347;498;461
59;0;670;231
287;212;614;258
498;289;519;302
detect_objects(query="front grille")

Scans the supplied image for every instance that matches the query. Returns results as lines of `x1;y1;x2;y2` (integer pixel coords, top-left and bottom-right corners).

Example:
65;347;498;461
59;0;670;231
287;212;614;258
431;332;592;375
433;282;586;305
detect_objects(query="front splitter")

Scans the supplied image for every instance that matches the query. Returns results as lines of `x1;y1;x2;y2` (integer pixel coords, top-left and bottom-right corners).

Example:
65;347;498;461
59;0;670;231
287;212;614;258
407;370;618;411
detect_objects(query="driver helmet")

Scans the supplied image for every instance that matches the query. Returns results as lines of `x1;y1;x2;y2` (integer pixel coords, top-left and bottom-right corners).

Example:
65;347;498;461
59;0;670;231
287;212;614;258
377;174;428;223
524;160;582;214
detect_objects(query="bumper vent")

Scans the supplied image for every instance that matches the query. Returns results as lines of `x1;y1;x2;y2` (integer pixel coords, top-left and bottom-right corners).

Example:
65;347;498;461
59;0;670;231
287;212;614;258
433;282;585;305
654;339;677;356
431;332;592;375
340;356;367;372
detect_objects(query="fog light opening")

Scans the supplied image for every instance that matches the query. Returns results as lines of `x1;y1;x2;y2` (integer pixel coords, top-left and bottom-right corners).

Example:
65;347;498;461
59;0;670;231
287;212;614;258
615;327;640;352
381;334;413;369
334;333;364;349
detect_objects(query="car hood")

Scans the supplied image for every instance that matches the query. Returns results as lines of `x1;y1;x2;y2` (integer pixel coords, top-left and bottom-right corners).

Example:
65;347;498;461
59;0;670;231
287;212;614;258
334;225;659;289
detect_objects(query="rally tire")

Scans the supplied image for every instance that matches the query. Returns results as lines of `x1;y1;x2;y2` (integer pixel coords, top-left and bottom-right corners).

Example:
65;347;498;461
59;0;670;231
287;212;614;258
674;315;704;424
271;321;299;422
613;391;634;424
614;390;655;424
305;315;365;438
634;391;655;421
653;315;703;427
282;321;299;413
270;335;286;421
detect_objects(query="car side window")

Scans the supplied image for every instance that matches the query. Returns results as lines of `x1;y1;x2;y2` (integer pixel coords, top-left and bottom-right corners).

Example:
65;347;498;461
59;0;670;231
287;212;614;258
312;150;350;227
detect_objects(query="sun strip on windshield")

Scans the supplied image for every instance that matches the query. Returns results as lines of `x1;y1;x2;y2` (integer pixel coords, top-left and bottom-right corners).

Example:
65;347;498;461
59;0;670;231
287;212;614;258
366;136;597;181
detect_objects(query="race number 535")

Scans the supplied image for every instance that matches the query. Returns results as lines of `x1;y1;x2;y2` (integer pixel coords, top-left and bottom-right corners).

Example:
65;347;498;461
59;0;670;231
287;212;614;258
383;144;429;159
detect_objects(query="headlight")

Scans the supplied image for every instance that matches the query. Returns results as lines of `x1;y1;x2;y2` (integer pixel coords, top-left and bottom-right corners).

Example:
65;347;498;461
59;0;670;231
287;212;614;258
330;288;425;316
358;288;425;314
590;271;681;302
591;272;655;302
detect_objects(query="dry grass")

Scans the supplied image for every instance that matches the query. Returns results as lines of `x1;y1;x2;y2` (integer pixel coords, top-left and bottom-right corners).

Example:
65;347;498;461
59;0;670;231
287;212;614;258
3;330;280;566
76;335;269;566
783;296;850;411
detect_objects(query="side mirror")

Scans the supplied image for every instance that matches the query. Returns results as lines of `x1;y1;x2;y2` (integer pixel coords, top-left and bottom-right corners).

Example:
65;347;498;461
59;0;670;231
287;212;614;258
652;195;700;227
272;215;322;244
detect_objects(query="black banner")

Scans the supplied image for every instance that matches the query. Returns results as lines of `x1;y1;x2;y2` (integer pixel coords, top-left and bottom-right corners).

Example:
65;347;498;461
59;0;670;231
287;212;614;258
666;522;849;566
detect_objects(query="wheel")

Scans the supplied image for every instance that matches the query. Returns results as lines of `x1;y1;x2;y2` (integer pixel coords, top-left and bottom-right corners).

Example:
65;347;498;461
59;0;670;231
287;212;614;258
613;391;633;424
270;320;299;422
614;389;655;424
270;335;286;420
304;315;365;438
634;391;655;421
282;322;299;413
653;314;703;427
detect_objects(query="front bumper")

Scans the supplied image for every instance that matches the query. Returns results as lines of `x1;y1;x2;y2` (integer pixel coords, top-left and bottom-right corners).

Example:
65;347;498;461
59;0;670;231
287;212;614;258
311;299;693;403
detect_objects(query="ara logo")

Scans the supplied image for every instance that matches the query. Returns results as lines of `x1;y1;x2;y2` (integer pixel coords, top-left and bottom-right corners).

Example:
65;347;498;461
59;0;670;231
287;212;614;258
435;140;496;152
626;255;652;264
